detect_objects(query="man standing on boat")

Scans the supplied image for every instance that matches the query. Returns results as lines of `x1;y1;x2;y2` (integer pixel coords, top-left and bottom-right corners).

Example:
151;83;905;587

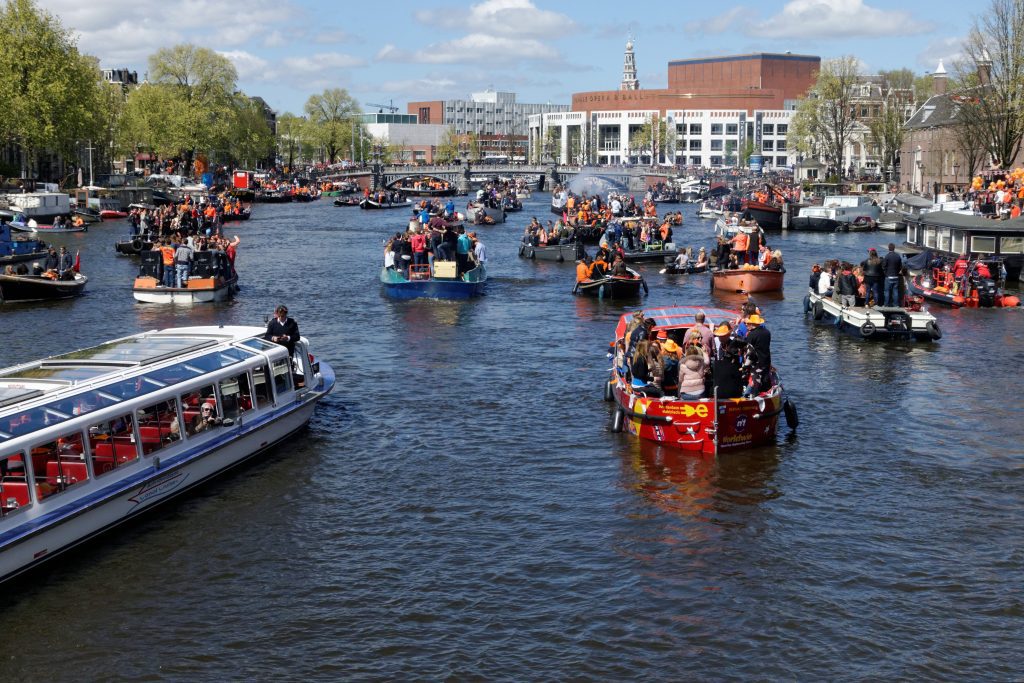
173;240;193;288
265;305;299;357
882;243;903;307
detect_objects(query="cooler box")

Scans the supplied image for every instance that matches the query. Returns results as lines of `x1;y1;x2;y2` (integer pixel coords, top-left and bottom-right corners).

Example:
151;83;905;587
433;262;457;279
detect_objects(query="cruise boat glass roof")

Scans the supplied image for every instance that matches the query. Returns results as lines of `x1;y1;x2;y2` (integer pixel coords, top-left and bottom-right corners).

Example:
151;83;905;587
0;342;258;444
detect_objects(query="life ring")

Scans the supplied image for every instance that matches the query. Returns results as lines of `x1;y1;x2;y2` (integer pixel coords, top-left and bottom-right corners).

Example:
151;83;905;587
784;399;799;430
860;321;876;337
611;408;624;433
926;320;942;340
604;380;614;402
131;238;143;252
812;300;824;320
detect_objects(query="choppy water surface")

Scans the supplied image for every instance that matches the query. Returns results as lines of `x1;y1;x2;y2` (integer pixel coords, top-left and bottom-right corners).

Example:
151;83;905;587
0;196;1021;680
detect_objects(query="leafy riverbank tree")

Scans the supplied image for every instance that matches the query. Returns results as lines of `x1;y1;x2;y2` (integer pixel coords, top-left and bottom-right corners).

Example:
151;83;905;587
303;88;362;164
790;56;863;178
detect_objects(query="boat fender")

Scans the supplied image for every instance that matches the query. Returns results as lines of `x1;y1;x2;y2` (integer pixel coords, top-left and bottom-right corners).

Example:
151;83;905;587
783;399;798;430
812;300;824;321
611;408;624;433
802;295;810;314
604;379;614;402
860;321;876;337
926;321;942;340
131;238;143;251
1002;295;1021;307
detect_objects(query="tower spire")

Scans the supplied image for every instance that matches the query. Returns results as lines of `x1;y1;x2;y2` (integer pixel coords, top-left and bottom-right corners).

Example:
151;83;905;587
620;36;639;91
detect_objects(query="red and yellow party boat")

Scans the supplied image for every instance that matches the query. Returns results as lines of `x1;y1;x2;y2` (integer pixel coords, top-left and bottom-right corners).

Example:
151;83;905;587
605;306;797;455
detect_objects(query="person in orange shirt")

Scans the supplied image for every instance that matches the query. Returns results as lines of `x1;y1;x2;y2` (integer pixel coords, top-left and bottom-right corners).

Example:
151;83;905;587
729;231;749;265
1012;203;1021;219
575;257;592;282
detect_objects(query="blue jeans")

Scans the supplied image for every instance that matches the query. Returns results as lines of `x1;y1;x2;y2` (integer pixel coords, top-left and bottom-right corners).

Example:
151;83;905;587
884;276;900;307
176;263;190;288
162;264;175;287
866;278;883;306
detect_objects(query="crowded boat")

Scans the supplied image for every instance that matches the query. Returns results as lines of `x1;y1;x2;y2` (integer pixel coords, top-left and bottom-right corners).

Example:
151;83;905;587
380;216;487;299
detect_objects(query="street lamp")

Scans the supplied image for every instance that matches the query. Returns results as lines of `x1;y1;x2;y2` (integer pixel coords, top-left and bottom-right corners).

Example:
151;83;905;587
953;162;960;190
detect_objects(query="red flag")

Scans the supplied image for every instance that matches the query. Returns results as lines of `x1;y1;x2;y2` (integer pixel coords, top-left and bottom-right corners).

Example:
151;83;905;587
73;250;80;273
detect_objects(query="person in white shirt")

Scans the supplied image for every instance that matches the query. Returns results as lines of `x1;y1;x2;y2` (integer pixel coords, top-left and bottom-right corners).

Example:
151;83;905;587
817;268;832;295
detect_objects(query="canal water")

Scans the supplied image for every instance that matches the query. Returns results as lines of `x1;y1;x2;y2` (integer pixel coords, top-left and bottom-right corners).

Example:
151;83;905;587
0;195;1021;680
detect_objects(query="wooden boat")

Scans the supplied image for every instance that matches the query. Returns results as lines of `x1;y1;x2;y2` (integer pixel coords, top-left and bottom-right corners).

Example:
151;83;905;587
380;261;486;300
0;325;334;584
132;251;237;304
254;191;293;203
804;289;942;340
712;267;784;293
0;272;87;302
518;242;584;262
606;305;796;455
360;198;412;210
661;261;709;275
574;267;648;298
741;199;783;230
333;197;362;207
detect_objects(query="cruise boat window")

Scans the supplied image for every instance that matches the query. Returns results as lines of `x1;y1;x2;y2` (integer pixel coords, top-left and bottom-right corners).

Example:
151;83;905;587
136;399;182;456
971;236;996;253
1;452;30;516
47;389;120;420
239;338;278;352
924;228;936;248
1000;236;1024;254
218;374;252;420
907;225;918;244
252;365;272;409
88;413;138;475
31;431;87;501
181;385;219;436
272;359;293;396
6;406;68;438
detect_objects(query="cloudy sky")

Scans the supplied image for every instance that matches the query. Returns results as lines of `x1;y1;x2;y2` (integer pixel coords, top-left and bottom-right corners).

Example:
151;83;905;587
40;0;971;114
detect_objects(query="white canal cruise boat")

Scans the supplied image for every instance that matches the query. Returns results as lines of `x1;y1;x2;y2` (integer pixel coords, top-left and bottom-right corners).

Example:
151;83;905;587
0;325;335;583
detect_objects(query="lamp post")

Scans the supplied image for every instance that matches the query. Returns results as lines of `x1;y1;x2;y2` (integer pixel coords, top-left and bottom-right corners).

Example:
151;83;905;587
953;162;960;193
916;159;923;195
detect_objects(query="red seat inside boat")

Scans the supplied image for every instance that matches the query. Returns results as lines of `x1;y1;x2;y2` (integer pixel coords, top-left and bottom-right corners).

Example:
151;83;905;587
1;479;30;508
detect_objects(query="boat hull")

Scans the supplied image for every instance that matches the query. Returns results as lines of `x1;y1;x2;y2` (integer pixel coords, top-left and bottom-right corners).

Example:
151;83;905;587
575;270;647;298
0;274;87;302
133;276;237;304
790;216;841;232
0;370;333;585
712;268;784;293
380;266;486;300
804;290;940;340
519;243;583;262
742;200;783;230
360;199;412;210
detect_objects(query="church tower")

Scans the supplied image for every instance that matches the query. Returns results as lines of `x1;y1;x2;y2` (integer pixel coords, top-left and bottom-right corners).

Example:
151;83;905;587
620;39;639;91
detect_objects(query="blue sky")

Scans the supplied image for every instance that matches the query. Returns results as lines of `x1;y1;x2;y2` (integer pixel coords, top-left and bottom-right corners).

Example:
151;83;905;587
41;0;972;115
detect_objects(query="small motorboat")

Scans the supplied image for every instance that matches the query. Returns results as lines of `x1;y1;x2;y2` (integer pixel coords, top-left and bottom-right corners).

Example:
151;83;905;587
519;242;584;262
466;202;506;224
620;242;678;264
221;208;251;222
661;261;709;275
574;267;648;298
72;207;102;224
906;262;1020;308
115;232;157;256
333;197;362;207
100;209;129;220
360;198;413;210
132;251;237;304
0;271;88;302
804;289;942;341
712;266;784;293
380;261;486;300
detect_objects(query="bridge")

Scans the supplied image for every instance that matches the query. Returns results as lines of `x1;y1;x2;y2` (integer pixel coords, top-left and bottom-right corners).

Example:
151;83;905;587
323;164;673;193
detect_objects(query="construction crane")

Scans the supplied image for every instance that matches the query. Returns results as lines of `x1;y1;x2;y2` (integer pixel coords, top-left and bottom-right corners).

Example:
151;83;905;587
366;100;398;114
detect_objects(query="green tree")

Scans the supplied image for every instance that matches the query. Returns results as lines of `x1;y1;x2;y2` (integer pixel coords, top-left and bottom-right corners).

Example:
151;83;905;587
304;87;361;164
142;43;239;170
867;95;906;180
629;123;652;164
790;56;862;177
276;112;311;171
228;96;275;169
466;131;480;161
542;127;560;162
739;138;756;167
567;127;582;165
0;0;105;179
435;127;459;164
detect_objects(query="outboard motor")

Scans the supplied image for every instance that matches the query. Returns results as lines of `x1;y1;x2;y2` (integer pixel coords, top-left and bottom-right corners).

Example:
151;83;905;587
139;251;161;278
976;277;998;307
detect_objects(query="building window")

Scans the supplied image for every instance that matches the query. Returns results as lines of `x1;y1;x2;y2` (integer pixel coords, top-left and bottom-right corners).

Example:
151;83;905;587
971;236;996;253
762;124;774;135
777;124;788;135
689;124;702;135
710;140;723;151
710;123;723;135
762;140;774;151
418;107;430;124
776;141;787;152
726;123;738;136
710;156;723;166
690;156;701;165
776;156;788;166
688;140;702;151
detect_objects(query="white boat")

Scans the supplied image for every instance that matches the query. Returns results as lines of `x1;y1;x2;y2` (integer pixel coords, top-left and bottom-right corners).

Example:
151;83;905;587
803;289;940;341
790;196;882;232
132;251;237;304
696;201;716;219
0;325;335;583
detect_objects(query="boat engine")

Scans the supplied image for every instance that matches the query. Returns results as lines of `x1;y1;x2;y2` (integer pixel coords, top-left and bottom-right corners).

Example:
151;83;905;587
975;277;998;307
883;310;910;331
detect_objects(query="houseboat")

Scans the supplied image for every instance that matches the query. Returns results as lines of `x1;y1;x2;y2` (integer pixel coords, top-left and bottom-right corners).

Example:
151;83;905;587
906;211;1024;281
605;306;797;455
1;192;71;225
790;195;881;232
0;325;334;584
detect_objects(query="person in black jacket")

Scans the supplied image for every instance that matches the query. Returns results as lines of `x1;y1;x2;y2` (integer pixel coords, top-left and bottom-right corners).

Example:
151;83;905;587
861;248;884;306
265;305;299;357
882;243;903;306
836;263;859;307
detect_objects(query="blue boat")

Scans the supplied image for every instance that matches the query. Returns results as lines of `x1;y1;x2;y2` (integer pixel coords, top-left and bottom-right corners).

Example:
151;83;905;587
0;222;48;267
380;262;487;300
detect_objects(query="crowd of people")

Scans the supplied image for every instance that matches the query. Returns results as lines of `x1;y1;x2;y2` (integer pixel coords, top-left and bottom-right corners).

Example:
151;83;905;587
713;216;784;272
150;232;241;288
384;222;486;280
128;193;247;240
809;243;904;307
3;245;75;280
616;305;774;402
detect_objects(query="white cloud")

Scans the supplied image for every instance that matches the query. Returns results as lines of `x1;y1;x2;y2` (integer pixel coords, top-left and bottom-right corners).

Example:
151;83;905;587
218;50;270;81
376;77;459;98
399;34;560;64
416;0;574;39
686;7;746;35
314;28;357;44
917;36;967;71
375;44;412;62
262;30;288;48
282;52;365;74
757;0;934;39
